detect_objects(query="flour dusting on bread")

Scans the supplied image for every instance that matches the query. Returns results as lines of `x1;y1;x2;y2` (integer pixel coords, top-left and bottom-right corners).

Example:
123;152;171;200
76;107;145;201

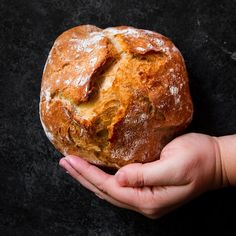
39;25;193;168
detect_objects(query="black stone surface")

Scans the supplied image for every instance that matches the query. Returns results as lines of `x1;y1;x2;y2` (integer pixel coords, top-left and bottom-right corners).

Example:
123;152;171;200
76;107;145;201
1;0;236;235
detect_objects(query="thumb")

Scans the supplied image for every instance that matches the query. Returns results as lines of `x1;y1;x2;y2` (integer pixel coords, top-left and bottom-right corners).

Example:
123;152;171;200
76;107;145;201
115;159;184;187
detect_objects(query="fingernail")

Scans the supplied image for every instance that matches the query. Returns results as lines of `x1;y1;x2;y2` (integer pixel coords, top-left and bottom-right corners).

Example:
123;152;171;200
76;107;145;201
59;158;66;167
64;156;88;169
59;158;70;174
115;171;127;186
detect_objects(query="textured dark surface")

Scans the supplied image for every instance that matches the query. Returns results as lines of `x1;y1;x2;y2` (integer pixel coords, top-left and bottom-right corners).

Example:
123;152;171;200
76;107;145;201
0;0;236;235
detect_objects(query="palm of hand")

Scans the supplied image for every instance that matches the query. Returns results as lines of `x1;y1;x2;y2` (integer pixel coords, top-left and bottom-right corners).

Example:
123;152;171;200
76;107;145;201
59;133;222;219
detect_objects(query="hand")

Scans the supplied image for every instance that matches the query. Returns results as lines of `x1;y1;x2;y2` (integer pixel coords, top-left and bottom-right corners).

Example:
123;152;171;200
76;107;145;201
59;133;226;219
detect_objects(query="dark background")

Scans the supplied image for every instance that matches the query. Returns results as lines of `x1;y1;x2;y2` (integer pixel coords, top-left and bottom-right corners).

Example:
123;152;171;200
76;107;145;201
1;0;236;235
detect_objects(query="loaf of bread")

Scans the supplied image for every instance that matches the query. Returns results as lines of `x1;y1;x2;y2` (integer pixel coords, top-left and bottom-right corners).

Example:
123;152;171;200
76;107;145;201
39;25;193;169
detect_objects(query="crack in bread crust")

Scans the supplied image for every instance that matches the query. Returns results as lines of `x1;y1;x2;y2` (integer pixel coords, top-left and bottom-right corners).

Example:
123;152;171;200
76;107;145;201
40;25;193;168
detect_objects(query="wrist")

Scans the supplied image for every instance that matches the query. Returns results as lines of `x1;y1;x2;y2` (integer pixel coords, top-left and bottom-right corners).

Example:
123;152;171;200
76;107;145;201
212;136;229;188
214;135;236;187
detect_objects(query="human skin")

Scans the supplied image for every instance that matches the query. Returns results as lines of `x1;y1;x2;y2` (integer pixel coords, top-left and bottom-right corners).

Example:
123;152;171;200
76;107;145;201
59;133;236;219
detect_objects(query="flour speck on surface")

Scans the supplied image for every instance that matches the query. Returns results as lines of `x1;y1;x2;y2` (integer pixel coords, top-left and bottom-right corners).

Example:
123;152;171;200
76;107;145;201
169;86;179;95
70;32;105;54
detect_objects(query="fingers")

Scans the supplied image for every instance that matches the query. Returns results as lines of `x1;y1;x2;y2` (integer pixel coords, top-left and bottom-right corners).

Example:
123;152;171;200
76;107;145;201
59;156;141;207
115;158;189;187
61;156;111;194
59;158;136;212
59;156;194;219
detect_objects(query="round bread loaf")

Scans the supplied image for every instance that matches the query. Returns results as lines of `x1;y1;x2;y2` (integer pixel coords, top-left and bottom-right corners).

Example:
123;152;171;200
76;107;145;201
39;25;193;169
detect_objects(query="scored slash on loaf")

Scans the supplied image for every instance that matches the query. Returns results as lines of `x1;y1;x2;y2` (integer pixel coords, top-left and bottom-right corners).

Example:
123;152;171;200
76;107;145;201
39;25;193;169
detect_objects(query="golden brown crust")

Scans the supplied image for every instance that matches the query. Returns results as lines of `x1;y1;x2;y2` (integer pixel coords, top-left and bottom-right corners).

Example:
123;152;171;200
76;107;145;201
40;25;193;169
